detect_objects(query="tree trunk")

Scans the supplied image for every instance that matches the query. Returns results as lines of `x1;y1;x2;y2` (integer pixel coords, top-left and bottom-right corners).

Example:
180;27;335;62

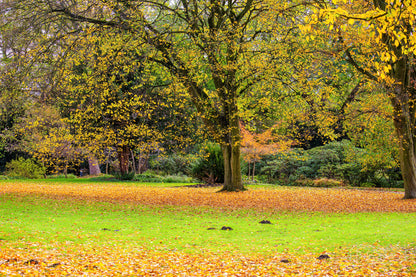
88;155;101;176
252;161;256;181
64;161;68;178
218;117;245;192
131;149;136;174
220;144;244;191
117;145;130;175
138;150;141;174
391;86;416;199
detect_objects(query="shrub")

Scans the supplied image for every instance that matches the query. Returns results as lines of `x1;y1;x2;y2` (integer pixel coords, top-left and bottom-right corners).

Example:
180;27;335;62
261;140;402;187
312;178;344;187
0;175;8;180
5;157;46;179
115;172;135;180
47;174;77;179
191;142;224;183
149;154;192;175
133;172;196;183
359;182;376;188
295;178;344;188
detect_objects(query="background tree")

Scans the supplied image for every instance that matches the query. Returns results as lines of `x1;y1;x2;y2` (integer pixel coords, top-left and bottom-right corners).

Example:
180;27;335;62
58;28;204;176
241;123;291;180
302;0;416;198
9;104;83;176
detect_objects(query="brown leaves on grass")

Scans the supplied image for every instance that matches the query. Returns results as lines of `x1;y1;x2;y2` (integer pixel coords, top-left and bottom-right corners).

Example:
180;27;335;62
1;181;415;213
1;182;416;275
1;243;416;276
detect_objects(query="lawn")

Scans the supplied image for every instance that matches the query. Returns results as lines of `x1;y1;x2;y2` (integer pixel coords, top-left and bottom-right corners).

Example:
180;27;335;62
1;179;416;276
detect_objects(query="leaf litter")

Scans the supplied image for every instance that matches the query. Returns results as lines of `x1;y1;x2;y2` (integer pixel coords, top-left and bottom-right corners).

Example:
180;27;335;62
1;181;416;275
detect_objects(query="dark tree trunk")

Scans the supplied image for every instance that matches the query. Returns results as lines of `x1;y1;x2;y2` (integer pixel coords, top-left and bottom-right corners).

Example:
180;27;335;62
218;115;245;192
373;0;416;199
220;143;244;191
63;161;68;178
390;85;416;199
117;145;130;175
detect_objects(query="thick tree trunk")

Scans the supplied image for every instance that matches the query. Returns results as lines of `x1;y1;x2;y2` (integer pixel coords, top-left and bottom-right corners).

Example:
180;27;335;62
391;85;416;199
218;116;245;192
117;145;130;175
220;143;244;191
88;155;101;176
397;142;416;199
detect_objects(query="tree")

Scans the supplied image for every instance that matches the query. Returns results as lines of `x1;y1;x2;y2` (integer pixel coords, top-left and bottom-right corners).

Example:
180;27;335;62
241;123;291;180
10;104;84;176
58;28;203;176
303;0;416;198
17;0;301;191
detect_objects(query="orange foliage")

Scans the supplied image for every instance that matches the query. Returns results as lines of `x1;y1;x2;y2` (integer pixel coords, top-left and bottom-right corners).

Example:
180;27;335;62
1;243;415;276
241;124;291;164
1;181;415;213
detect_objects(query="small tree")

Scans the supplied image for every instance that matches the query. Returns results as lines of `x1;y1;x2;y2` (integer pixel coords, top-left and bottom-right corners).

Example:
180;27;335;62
241;124;291;180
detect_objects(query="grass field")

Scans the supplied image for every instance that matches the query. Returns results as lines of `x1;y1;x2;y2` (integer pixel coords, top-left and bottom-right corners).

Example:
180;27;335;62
1;179;416;276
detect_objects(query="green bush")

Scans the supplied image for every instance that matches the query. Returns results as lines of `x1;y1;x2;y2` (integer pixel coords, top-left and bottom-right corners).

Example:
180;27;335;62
115;172;135;180
149;154;192;175
261;140;402;187
191;142;224;183
133;172;196;183
0;175;8;180
47;174;77;179
5;157;46;179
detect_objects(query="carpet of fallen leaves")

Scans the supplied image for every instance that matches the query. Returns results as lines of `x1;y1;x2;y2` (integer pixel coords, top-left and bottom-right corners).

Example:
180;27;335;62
1;181;416;213
1;242;416;276
1;181;416;276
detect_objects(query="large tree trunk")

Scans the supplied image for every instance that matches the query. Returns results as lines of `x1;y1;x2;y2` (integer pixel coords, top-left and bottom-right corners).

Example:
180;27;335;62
220;143;244;191
218;115;245;192
88;155;101;176
117;145;130;175
391;86;416;199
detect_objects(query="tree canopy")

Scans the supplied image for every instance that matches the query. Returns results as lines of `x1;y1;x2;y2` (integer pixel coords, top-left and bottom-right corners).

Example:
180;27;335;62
1;0;416;197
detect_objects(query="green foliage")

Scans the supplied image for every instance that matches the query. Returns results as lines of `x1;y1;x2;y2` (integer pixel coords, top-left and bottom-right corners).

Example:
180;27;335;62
115;172;136;181
191;142;224;183
47;174;78;179
134;172;195;183
0;175;8;180
262;140;402;187
5;157;46;179
149;154;193;176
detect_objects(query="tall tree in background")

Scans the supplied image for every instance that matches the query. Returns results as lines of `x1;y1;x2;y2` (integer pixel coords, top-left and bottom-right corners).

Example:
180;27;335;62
302;0;416;198
58;29;204;175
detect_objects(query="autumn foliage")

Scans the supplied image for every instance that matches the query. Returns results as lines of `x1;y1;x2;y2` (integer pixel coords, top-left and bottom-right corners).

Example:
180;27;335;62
1;182;416;276
1;181;415;213
1;243;416;276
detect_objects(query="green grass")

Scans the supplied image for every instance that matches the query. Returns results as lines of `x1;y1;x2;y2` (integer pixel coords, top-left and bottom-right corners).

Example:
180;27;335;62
0;177;194;188
1;193;415;255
